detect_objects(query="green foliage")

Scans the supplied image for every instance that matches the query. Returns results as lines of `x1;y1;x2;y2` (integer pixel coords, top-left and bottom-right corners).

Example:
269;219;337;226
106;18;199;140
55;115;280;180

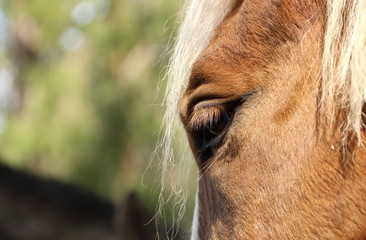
0;0;186;222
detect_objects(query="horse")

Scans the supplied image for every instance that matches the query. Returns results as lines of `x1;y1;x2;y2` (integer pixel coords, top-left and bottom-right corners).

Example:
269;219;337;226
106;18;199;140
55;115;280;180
159;0;366;239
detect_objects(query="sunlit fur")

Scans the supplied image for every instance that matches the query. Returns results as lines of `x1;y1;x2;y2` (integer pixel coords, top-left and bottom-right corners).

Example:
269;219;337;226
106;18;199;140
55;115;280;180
159;0;366;238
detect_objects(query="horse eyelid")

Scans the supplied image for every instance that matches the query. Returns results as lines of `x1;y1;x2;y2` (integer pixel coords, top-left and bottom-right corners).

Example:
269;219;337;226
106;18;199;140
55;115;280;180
187;90;257;131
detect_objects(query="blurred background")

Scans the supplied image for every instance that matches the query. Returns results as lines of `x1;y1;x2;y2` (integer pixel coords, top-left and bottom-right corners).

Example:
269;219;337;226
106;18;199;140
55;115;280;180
0;0;192;239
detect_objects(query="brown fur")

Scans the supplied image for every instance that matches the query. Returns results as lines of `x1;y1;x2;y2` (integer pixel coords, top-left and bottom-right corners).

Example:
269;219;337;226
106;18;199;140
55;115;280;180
180;0;366;239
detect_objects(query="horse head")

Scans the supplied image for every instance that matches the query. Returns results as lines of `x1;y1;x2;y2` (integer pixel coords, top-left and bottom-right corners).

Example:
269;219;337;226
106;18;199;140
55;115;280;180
165;0;366;238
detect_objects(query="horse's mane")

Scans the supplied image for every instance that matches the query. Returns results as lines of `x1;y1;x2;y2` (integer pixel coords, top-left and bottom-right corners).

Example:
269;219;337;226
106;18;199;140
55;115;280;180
322;0;366;148
157;0;366;232
156;0;236;233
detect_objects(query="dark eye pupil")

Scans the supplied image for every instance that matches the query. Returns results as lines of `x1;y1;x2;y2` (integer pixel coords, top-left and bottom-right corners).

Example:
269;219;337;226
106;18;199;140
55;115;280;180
196;112;230;166
208;112;229;135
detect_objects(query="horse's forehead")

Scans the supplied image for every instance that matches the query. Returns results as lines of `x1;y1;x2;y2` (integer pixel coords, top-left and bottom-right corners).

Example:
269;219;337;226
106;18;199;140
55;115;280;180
185;0;323;101
209;0;321;51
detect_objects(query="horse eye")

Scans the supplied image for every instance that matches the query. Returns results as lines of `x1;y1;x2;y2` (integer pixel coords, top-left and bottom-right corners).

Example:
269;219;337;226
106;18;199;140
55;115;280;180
186;92;256;166
187;103;234;166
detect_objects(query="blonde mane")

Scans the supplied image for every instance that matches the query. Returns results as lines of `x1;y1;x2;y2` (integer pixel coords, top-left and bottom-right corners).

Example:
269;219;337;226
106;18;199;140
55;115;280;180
156;0;236;234
322;0;366;147
157;0;366;234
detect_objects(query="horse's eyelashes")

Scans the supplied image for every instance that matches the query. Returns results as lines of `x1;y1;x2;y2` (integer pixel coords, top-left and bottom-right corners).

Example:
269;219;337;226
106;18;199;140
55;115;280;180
187;105;224;131
187;95;247;132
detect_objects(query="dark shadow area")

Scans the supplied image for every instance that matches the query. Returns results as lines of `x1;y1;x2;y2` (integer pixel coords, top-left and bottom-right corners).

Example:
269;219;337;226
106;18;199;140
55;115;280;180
0;162;177;240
